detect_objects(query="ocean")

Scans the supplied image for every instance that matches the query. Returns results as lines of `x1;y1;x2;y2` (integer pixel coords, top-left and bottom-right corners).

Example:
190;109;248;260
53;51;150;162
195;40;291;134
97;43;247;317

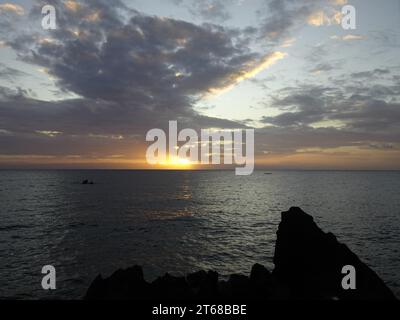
0;170;399;299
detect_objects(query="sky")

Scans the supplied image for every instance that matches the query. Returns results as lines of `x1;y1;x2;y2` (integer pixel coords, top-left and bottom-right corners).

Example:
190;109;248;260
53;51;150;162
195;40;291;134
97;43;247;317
0;0;399;169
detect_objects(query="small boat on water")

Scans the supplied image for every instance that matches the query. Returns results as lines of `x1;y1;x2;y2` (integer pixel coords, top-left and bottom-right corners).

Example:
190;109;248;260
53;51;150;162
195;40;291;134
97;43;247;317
82;179;94;185
264;172;273;175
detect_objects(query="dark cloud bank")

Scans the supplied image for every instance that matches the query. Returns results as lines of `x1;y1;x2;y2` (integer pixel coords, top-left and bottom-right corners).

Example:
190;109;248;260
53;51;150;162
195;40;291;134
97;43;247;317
0;0;399;167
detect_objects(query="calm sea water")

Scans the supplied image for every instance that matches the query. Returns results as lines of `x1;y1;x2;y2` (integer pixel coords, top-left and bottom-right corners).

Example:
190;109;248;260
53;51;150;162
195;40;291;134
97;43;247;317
0;170;399;299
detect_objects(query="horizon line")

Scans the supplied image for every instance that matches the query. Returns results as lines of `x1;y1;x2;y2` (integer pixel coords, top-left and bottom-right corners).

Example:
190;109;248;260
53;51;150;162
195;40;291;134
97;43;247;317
0;168;399;172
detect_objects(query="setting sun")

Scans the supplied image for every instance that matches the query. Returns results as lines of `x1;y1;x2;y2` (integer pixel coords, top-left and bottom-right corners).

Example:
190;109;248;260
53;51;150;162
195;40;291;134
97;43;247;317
157;157;193;169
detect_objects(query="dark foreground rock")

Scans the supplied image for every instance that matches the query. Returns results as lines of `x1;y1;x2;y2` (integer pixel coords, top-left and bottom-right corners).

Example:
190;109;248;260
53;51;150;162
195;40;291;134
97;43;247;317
85;207;397;300
273;207;396;300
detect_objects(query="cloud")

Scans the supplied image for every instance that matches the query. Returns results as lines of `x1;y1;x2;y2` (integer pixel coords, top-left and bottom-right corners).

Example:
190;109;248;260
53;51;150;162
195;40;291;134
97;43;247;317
310;63;335;74
330;0;347;5
14;6;263;107
261;73;400;138
256;64;400;164
350;68;390;79
368;143;395;150
208;51;287;96
307;9;341;26
342;34;365;41
0;2;27;36
64;0;81;12
0;3;25;15
36;130;63;137
330;0;347;4
189;0;231;21
331;34;365;41
0;63;27;79
1;0;399;169
2;0;267;160
171;0;233;22
259;0;345;42
280;37;296;48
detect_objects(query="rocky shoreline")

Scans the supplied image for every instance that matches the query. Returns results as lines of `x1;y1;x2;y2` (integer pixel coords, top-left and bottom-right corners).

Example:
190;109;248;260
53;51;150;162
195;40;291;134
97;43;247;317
85;207;396;300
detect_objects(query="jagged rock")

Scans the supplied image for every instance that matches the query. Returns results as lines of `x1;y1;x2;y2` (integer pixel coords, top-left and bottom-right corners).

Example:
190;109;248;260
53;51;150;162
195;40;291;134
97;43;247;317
250;263;271;285
151;273;192;300
227;274;251;297
250;263;273;298
85;207;397;300
85;266;151;300
273;207;396;300
186;270;219;298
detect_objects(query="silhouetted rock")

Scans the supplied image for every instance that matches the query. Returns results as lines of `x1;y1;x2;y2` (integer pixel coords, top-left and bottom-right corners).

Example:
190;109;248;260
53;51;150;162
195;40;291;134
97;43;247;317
250;263;274;298
250;263;271;285
85;207;397;300
85;266;151;300
227;274;251;297
273;207;396;300
151;273;192;300
186;270;219;298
